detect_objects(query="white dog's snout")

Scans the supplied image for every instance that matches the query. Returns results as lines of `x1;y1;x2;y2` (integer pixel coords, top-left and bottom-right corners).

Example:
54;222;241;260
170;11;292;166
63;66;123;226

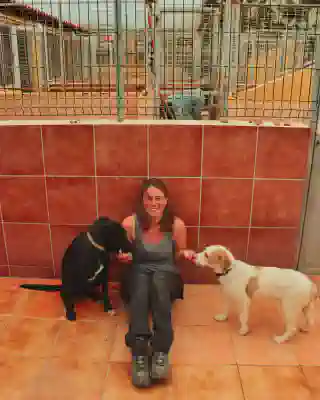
195;252;205;267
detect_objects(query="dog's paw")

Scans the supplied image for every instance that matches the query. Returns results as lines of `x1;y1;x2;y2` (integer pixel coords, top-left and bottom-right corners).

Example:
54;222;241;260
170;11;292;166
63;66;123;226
273;335;286;344
107;309;117;316
214;313;228;322
66;311;76;321
299;326;309;333
239;326;249;336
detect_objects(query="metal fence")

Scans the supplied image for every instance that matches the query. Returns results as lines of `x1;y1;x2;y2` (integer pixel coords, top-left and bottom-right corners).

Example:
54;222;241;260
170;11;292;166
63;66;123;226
0;0;319;123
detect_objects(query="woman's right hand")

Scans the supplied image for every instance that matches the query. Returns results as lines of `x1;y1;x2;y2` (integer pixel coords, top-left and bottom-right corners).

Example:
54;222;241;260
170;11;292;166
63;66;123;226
117;251;133;263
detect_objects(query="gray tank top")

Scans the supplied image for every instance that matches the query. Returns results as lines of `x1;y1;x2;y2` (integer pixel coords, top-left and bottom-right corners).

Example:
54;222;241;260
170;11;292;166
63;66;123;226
132;215;178;274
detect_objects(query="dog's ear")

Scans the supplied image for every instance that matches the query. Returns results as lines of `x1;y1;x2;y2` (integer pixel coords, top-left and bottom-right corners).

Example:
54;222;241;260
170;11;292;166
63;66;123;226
220;252;232;271
94;216;111;226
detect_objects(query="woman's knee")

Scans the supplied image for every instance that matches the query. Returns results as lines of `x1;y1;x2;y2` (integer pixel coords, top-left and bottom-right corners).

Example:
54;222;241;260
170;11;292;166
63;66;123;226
129;272;151;305
151;272;172;307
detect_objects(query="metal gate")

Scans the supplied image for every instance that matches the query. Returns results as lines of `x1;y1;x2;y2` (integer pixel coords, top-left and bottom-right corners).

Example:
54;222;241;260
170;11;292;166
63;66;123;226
16;29;32;89
0;25;14;87
298;134;320;275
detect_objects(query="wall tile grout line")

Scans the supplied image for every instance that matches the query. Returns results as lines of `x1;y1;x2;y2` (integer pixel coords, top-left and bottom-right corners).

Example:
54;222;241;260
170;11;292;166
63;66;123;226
197;125;205;249
0;174;307;181
147;124;150;178
245;126;259;261
0;221;300;229
5;264;59;269
0;202;10;275
92;125;99;219
40;125;56;277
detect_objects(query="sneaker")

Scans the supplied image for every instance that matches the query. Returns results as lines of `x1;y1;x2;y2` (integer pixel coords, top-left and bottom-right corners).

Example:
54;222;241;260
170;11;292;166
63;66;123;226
131;355;151;388
151;352;169;380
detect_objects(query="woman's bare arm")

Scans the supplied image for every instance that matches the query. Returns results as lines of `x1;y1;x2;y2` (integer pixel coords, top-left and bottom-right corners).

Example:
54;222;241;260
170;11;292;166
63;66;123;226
173;217;187;255
122;215;135;242
118;216;134;263
173;217;196;262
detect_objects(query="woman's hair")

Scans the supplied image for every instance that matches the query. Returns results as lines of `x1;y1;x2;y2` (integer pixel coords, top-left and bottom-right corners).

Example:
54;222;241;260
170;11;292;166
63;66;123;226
135;178;175;232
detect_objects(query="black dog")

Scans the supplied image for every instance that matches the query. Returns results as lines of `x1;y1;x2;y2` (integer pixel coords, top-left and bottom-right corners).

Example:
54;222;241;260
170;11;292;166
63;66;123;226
20;217;132;321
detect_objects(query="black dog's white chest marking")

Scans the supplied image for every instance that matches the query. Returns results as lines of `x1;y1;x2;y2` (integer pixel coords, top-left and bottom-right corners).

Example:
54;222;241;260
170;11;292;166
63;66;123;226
88;264;105;282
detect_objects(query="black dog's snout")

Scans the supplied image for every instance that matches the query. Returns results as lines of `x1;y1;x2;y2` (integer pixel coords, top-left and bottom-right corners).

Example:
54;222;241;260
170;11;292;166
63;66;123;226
121;239;133;254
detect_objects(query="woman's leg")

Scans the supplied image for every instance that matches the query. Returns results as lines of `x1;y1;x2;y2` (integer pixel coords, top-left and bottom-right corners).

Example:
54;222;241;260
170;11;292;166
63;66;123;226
126;270;152;388
150;271;174;380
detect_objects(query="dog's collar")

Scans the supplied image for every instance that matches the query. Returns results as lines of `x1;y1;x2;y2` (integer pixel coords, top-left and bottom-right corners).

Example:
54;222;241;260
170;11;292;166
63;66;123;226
86;232;105;252
216;267;232;278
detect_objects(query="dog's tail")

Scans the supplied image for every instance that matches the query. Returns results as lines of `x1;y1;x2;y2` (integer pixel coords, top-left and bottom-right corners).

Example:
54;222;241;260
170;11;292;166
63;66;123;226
20;284;62;292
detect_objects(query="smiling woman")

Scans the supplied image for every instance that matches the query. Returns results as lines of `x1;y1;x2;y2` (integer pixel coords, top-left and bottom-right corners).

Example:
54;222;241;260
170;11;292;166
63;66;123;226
118;178;196;388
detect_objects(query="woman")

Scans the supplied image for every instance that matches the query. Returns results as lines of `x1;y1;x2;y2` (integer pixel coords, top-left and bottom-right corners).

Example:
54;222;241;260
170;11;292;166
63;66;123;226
118;178;196;388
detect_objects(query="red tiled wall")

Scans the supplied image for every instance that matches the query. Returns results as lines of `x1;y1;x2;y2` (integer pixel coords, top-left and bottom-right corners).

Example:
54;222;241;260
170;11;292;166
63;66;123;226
0;123;311;283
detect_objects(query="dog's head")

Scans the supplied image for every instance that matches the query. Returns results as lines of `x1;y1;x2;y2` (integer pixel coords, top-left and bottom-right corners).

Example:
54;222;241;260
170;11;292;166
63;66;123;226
196;245;234;275
88;217;133;254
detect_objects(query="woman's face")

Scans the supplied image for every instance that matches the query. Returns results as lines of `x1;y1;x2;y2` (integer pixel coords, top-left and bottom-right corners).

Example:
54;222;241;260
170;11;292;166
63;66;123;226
142;185;168;219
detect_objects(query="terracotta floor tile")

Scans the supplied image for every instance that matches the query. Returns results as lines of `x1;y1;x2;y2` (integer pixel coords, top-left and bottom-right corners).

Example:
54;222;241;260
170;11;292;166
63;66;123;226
73;298;115;320
0;277;24;288
102;363;174;399
109;323;131;363
293;330;320;366
19;290;64;319
0;279;27;315
53;319;117;362
0;315;11;331
232;333;298;366
301;366;320;399
290;299;320;366
172;365;244;400
0;317;61;357
0;354;45;399
171;325;235;366
110;322;235;366
239;366;312;400
173;284;225;326
28;357;107;400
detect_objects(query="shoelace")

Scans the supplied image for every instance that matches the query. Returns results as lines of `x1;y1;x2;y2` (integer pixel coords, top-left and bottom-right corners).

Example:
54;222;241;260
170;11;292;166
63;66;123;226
136;356;145;370
156;354;165;366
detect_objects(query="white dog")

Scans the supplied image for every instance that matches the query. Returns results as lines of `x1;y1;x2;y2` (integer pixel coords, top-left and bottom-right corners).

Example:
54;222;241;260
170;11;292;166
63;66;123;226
196;245;318;344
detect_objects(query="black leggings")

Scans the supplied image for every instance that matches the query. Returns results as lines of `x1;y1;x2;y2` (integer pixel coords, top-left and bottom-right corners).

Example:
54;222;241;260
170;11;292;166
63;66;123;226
122;269;183;355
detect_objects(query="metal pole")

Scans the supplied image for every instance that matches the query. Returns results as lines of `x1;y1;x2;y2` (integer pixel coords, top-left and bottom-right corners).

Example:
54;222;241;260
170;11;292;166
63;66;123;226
115;0;124;122
58;0;65;84
230;0;240;96
311;35;320;134
43;25;50;87
147;1;160;119
152;2;160;119
10;26;21;89
221;0;231;117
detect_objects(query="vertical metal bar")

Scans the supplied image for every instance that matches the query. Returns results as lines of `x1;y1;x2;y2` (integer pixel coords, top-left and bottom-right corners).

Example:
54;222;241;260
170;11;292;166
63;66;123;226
221;0;231;117
43;25;50;87
153;2;161;119
58;0;65;84
311;35;320;134
115;0;124;121
296;22;320;269
10;25;21;89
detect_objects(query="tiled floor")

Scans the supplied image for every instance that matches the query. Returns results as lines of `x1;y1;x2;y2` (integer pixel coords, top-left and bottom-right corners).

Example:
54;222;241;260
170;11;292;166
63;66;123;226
0;278;320;399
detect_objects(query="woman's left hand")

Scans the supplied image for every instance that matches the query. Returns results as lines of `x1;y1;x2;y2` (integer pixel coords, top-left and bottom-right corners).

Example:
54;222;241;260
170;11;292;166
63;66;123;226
181;249;197;263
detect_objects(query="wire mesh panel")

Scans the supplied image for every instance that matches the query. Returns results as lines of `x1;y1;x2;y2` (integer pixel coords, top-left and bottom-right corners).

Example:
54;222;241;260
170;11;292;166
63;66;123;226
228;2;320;123
0;0;318;122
